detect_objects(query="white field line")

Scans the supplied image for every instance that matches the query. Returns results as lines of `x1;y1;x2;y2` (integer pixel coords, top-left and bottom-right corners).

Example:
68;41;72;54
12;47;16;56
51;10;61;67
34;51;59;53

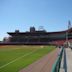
0;49;39;69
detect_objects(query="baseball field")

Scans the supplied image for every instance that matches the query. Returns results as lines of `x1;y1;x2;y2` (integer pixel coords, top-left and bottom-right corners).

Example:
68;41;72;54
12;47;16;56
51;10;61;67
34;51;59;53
0;45;56;72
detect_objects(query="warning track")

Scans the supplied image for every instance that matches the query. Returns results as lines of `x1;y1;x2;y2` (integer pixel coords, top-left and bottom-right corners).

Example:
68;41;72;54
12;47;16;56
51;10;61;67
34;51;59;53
20;48;60;72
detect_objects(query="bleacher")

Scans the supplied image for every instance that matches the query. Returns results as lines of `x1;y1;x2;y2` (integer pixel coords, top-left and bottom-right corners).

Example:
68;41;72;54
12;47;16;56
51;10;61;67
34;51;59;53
50;39;72;46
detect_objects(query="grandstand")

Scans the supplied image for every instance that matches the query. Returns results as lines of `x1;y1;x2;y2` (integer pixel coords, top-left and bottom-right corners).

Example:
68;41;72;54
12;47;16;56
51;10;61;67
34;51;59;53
1;26;72;45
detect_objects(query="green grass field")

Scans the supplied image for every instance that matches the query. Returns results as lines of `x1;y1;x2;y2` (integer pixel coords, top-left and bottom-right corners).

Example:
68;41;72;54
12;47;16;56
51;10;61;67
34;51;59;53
0;45;56;72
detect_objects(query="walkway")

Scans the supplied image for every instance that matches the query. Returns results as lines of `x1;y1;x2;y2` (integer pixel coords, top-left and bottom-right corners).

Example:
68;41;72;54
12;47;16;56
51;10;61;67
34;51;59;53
66;48;72;72
60;48;72;72
19;48;60;72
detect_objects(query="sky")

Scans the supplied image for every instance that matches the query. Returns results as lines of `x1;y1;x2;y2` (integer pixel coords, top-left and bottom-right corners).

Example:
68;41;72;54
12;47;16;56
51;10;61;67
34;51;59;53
0;0;72;41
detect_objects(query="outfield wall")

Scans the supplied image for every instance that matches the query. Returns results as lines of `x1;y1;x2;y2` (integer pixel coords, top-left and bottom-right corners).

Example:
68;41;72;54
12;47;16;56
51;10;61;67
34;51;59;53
0;42;54;45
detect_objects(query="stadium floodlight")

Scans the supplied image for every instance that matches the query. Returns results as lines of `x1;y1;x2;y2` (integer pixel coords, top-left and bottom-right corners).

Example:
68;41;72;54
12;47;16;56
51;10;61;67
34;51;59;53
38;26;44;31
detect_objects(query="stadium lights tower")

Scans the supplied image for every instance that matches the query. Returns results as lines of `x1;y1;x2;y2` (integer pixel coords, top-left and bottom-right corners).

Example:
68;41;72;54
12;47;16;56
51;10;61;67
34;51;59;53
38;26;44;31
38;26;46;32
66;20;71;47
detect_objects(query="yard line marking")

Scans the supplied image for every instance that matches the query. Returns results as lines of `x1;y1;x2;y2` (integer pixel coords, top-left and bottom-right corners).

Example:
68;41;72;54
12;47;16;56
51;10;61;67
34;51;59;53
0;49;39;69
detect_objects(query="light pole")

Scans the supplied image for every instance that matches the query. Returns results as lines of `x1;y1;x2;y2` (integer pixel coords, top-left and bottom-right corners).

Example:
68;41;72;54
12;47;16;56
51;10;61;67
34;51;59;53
66;30;68;43
66;20;71;47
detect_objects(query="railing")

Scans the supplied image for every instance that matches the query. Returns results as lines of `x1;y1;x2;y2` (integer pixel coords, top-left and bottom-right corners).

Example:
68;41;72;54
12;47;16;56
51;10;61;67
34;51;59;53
51;47;64;72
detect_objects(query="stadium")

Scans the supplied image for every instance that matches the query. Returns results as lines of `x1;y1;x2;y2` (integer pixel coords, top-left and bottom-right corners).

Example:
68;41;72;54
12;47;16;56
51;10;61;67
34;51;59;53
1;23;72;46
0;0;72;71
0;22;72;72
